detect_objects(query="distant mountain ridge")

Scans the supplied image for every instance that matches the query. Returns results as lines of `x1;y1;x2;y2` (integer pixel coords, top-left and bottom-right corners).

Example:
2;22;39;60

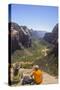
31;30;47;39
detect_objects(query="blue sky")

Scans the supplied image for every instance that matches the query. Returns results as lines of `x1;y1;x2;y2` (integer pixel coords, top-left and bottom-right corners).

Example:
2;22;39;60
9;4;58;32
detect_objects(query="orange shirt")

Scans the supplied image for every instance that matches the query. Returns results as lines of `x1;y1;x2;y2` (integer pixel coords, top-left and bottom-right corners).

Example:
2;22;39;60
32;69;42;84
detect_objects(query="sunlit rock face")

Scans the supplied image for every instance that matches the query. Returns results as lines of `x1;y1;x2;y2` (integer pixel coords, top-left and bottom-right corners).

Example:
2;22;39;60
9;22;32;53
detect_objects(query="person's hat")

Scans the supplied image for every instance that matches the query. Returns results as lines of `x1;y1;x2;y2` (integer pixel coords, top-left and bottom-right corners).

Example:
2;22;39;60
33;65;39;69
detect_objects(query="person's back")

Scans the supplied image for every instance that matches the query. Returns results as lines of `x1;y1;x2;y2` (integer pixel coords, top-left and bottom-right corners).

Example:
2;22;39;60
32;69;42;84
13;68;20;83
31;65;43;84
12;63;23;84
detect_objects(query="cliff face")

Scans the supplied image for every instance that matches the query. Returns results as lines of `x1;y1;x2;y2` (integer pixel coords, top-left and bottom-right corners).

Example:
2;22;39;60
43;24;58;44
43;24;58;56
9;22;32;53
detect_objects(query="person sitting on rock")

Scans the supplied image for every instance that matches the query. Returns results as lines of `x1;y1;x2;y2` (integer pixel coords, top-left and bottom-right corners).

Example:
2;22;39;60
12;62;23;84
31;65;43;84
22;65;43;85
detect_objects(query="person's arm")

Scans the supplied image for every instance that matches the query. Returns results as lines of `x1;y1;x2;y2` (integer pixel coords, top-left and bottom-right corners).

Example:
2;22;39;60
30;71;34;78
19;69;23;79
21;71;23;78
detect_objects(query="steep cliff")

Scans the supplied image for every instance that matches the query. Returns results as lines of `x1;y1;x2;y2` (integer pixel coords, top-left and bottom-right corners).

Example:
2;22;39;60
9;22;32;53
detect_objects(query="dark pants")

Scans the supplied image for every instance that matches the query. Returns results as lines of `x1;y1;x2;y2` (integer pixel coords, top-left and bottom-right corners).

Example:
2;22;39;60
22;77;34;85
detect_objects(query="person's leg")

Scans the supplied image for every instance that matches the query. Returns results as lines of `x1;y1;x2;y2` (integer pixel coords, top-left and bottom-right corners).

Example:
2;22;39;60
29;78;35;85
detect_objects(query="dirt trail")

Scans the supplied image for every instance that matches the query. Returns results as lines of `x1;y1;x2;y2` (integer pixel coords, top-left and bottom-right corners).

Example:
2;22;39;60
42;72;58;84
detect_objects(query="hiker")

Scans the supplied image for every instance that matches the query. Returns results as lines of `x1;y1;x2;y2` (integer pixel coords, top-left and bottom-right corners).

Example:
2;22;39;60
22;65;43;85
31;65;43;84
12;62;23;84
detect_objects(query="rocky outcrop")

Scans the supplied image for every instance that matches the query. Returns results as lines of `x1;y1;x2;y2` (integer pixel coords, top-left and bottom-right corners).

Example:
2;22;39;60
43;24;58;44
43;24;58;56
9;22;31;53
